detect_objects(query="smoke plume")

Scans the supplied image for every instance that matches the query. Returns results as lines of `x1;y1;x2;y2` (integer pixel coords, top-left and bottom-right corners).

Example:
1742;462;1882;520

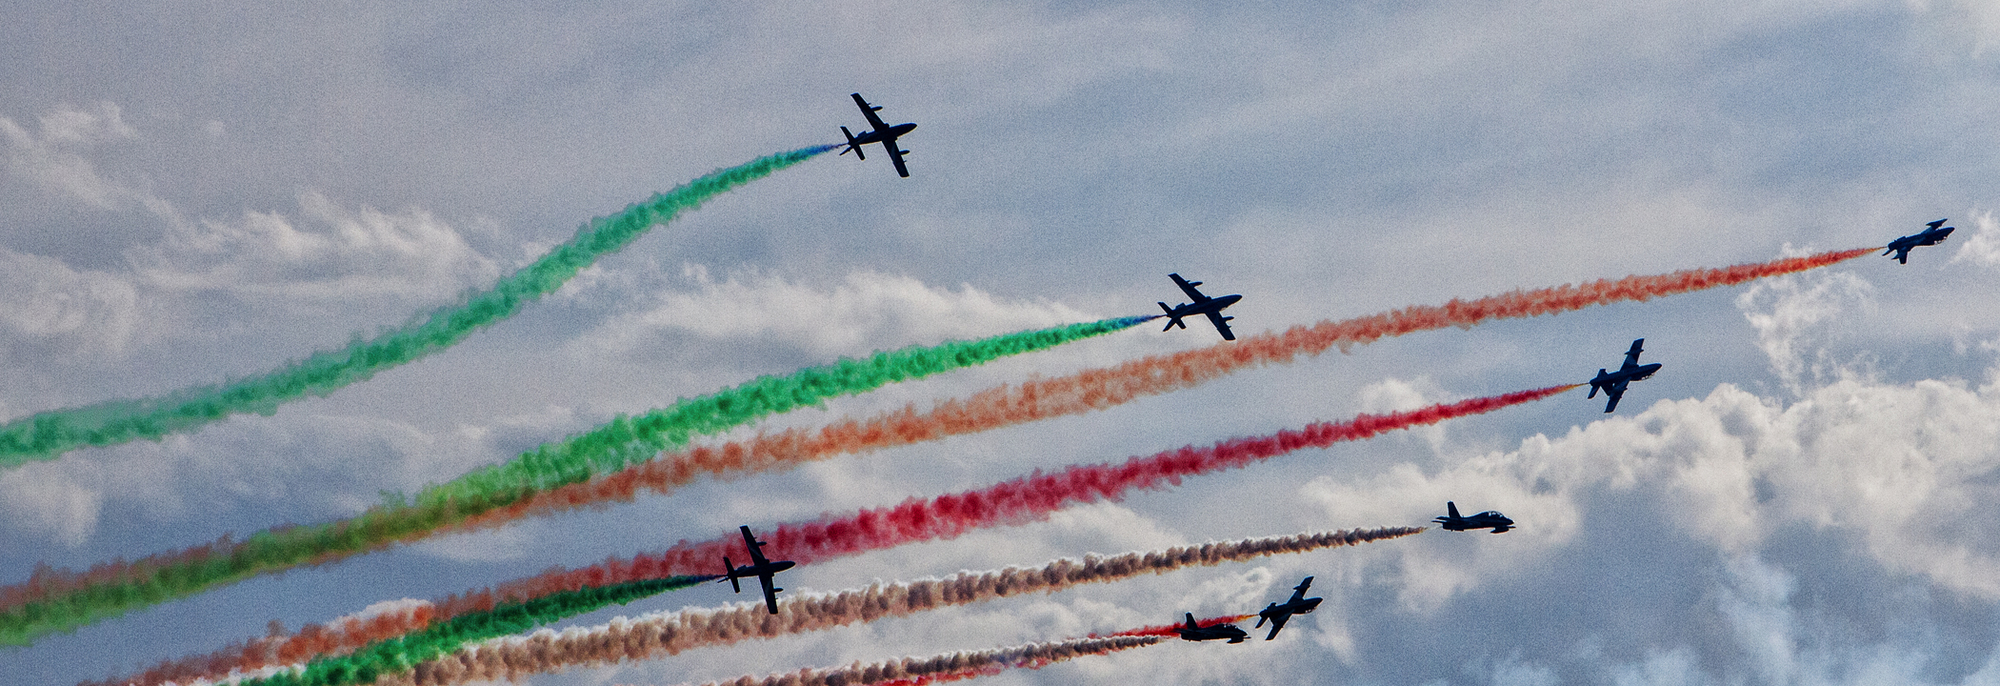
2;315;1148;646
385;527;1417;686
392;249;1878;540
0;145;842;468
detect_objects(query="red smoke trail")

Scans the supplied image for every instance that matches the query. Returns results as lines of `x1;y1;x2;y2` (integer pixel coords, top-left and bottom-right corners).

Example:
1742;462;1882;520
20;248;1868;638
871;665;1007;686
380;528;1417;686
408;248;1874;542
434;384;1569;618
415;637;1158;686
1111;613;1254;638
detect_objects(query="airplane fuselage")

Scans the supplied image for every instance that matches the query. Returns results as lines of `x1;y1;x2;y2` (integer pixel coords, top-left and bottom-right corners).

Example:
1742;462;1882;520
1163;293;1241;324
851;122;916;147
1885;223;1954;264
727;559;796;581
1257;597;1323;624
1436;508;1514;533
1178;624;1249;643
1589;362;1661;390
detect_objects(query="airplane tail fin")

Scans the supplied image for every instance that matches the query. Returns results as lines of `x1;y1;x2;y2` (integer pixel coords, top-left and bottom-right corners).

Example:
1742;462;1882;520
1159;302;1186;330
1185;613;1199;628
723;557;741;593
1447;501;1460;519
840;126;864;159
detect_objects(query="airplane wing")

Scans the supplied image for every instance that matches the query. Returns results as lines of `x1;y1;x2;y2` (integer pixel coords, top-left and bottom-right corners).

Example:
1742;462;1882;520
1203;311;1236;341
886;145;910;178
1264;614;1290;641
760;576;781;614
1602;382;1627;413
852;93;889;131
1169;273;1211;302
1620;339;1645;370
740;526;771;566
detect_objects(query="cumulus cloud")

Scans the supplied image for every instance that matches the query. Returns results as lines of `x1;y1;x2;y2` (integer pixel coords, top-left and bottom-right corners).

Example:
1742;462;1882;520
130;191;500;303
1313;362;2000;598
0;102;178;221
1293;364;2000;683
0;247;140;364
1950;210;2000;268
1737;268;1876;393
586;265;1101;358
0;410;519;548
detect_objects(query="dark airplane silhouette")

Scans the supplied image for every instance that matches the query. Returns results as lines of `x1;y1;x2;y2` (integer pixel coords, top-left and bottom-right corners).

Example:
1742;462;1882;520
1176;613;1249;643
1159;273;1243;341
1587;338;1662;413
1884;219;1954;264
720;526;796;614
1434;501;1513;533
840;93;917;177
1254;576;1323;640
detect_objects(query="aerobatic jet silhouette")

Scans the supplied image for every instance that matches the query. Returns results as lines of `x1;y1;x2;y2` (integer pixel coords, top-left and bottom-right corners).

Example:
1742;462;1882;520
1884;219;1954;264
720;526;796;614
839;93;917;177
1587;338;1662;413
1159;273;1243;341
1255;576;1324;640
1434;501;1514;533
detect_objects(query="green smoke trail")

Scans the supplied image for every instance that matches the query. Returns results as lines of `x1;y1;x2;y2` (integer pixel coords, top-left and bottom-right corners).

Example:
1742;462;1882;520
0;315;1153;646
0;145;839;468
243;575;709;686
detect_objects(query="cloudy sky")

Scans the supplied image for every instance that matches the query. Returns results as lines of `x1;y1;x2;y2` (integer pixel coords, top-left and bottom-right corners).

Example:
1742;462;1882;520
5;1;2000;684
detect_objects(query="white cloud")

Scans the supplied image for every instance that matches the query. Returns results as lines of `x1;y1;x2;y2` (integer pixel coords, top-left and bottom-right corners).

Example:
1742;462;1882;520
1312;363;2000;609
1737;268;1876;393
0;247;141;365
130;191;500;303
0;102;176;220
1951;210;2000;268
0;460;102;547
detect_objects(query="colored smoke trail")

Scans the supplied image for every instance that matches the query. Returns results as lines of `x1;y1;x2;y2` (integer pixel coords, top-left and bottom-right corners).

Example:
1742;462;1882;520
4;248;1860;645
0;145;840;468
683;636;1164;686
384;528;1410;685
91;602;439;686
220;576;708;686
374;247;1881;541
591;636;1163;686
434;386;1565;612
1;316;1148;646
1111;614;1253;638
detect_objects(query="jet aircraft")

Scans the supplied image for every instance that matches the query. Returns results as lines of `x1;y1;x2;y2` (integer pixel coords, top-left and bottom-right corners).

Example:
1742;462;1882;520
1159;273;1243;341
1175;613;1249;643
1433;501;1514;533
720;525;796;614
1884;219;1954;264
839;93;917;177
1254;576;1323;640
1587;338;1661;413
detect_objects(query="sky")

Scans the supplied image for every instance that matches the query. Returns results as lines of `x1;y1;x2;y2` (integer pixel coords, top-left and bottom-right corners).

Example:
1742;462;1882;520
4;1;2000;685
